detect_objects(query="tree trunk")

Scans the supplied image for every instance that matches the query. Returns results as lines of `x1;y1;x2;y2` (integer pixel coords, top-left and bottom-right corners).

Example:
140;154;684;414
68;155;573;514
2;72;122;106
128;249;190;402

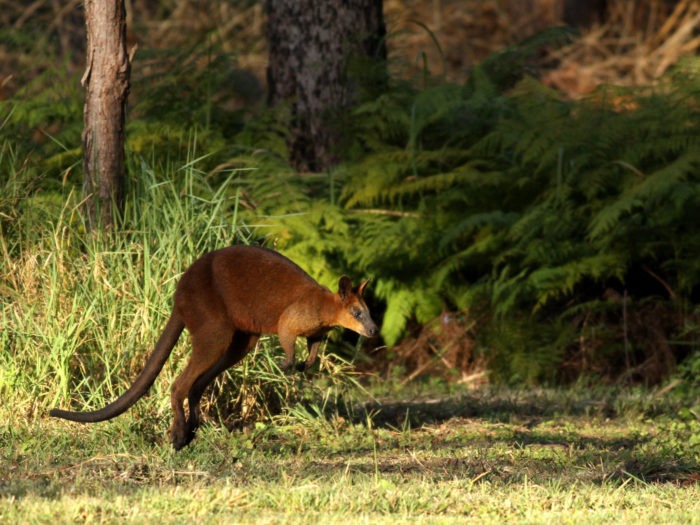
266;0;386;172
562;0;607;27
82;0;130;230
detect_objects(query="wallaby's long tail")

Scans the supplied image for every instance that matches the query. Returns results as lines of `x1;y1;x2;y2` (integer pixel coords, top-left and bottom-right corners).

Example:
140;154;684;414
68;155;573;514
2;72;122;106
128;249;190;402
49;313;185;423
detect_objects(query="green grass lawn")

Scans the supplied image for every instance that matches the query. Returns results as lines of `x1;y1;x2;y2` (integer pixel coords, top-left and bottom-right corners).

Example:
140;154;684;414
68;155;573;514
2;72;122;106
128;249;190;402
2;385;698;524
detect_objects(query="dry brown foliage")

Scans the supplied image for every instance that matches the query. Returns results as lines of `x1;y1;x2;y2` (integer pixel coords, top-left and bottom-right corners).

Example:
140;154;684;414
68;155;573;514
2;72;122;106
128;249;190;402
384;0;562;81
366;312;489;386
2;0;697;100
544;0;700;95
385;0;699;95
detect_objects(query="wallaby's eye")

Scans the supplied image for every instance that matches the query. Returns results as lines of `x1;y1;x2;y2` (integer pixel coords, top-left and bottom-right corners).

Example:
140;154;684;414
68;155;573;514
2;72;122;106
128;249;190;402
352;308;363;320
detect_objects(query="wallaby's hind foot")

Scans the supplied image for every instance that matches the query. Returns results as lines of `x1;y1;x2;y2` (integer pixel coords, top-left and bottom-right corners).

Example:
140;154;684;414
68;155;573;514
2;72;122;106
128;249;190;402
170;421;196;451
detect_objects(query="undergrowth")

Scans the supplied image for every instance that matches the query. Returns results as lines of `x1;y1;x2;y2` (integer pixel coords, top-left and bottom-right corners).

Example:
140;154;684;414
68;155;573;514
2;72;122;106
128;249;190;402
222;52;700;386
2;29;700;391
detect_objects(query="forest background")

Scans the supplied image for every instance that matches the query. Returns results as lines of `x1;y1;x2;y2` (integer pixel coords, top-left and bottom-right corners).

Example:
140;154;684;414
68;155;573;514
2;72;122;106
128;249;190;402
3;3;700;521
2;0;700;408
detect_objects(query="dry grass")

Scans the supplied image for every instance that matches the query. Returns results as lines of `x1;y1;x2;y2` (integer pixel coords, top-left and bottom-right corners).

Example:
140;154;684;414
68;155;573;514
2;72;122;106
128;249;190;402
384;0;562;81
385;0;700;95
544;0;700;95
364;312;488;386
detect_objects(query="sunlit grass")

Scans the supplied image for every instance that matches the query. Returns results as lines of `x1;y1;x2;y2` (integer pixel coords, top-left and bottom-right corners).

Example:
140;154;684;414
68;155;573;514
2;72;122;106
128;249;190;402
2;385;699;524
0;150;359;428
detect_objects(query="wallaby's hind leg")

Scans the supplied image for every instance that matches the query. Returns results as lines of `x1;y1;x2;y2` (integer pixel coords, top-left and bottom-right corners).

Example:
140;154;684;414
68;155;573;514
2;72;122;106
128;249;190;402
186;332;259;434
170;322;233;450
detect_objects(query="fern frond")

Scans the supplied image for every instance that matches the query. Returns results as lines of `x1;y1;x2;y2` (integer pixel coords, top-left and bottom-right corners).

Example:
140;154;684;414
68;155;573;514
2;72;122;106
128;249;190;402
528;253;627;310
439;210;518;250
588;150;700;239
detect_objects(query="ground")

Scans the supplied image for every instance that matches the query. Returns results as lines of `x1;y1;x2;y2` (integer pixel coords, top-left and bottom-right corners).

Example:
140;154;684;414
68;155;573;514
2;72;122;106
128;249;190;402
2;385;698;523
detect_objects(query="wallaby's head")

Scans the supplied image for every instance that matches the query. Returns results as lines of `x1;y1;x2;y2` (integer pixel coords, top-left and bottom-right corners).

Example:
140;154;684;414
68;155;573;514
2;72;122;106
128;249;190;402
336;276;379;338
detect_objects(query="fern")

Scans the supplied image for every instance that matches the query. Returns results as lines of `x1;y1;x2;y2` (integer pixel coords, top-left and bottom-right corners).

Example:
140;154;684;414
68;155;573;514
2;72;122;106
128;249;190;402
527;253;628;310
588;150;700;240
316;44;700;379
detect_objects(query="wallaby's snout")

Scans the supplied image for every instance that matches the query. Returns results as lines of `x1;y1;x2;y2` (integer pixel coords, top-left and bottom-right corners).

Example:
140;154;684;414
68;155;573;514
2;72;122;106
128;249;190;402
364;321;378;338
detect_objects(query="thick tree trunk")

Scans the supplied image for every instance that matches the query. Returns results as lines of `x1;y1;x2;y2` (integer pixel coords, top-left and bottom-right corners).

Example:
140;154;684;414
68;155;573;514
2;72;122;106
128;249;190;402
266;0;386;172
82;0;130;230
562;0;607;27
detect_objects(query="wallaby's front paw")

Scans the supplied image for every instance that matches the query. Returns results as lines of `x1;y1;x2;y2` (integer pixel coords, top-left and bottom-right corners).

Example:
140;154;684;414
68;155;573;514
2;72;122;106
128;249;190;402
280;359;295;372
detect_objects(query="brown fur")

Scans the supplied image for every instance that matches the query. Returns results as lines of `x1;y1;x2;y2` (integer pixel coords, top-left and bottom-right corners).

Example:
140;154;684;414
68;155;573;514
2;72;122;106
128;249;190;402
50;245;378;450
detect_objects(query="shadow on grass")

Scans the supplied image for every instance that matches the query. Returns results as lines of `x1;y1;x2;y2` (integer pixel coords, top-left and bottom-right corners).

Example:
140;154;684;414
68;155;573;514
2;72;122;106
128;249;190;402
340;384;695;428
1;388;697;500
327;389;699;485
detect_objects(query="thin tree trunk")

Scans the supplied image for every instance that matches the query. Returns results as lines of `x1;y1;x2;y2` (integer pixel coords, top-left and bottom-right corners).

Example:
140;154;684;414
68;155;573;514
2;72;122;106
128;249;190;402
266;0;386;172
82;0;130;230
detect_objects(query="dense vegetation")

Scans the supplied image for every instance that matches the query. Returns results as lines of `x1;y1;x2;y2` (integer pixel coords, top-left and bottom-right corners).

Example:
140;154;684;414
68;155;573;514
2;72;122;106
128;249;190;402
3;24;700;395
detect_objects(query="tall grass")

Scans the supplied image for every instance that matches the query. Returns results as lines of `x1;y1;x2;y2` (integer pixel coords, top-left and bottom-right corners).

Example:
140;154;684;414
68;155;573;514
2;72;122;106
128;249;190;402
0;144;359;435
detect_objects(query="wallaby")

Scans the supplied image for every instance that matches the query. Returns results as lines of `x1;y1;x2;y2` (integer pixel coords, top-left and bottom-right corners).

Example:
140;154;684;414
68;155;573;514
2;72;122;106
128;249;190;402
50;245;378;450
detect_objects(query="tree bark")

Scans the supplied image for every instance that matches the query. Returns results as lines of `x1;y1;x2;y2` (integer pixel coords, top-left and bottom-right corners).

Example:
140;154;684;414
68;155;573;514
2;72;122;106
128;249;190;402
266;0;386;172
562;0;607;27
82;0;130;230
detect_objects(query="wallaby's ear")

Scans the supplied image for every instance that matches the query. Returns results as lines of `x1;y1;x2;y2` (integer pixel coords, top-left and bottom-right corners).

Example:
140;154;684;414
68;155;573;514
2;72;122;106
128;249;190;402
338;276;353;301
357;279;371;297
